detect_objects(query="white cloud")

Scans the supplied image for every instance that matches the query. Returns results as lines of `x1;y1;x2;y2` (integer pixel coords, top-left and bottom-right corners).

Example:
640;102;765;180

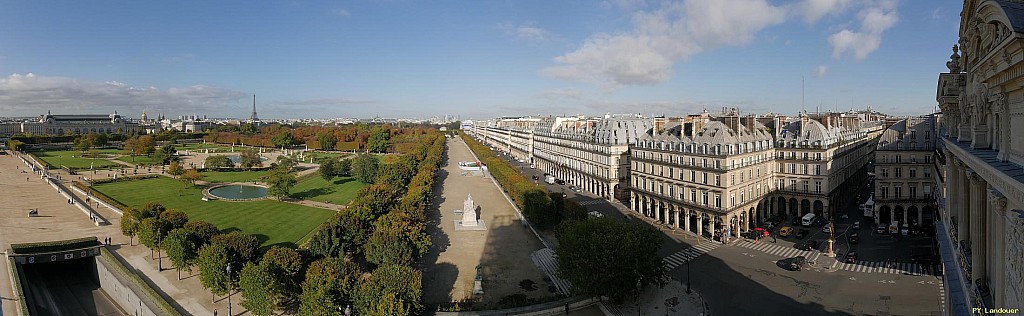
815;65;828;78
330;9;350;17
515;27;550;42
797;0;851;23
828;1;898;60
0;73;247;117
542;0;787;86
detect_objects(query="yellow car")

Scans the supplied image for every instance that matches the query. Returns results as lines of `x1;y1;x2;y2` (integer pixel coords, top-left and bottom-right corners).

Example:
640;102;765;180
779;226;794;237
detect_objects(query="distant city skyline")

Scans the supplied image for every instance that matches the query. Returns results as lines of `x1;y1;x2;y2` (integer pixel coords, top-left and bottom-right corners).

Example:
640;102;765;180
0;1;959;120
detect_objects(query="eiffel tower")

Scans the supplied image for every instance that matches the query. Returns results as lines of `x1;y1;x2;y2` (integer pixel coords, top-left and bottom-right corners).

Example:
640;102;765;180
249;94;260;122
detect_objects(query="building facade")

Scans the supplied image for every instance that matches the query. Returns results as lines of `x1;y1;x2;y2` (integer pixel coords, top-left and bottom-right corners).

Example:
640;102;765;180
0;112;140;136
872;116;939;228
933;0;1024;312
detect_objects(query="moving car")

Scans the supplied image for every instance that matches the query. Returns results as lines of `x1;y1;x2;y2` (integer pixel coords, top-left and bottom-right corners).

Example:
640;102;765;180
848;232;859;244
821;225;832;234
846;251;858;263
877;224;887;234
786;256;807;271
555;179;566;185
795;229;810;239
852;221;861;230
779;226;794;237
531;175;539;180
796;240;818;251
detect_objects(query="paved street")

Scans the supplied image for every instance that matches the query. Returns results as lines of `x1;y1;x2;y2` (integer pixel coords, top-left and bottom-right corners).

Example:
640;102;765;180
487;151;943;315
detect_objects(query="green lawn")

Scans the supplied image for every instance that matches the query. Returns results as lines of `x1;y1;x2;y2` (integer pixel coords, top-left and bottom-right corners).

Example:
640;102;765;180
93;177;334;248
304;152;352;162
176;143;235;152
291;175;367;205
200;170;268;183
29;150;121;170
115;155;161;166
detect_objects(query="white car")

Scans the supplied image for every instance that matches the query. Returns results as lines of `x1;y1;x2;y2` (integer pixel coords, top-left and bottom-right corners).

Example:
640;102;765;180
821;225;831;233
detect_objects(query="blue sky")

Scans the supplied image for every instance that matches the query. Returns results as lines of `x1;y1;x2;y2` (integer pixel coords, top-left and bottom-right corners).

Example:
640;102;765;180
0;0;961;120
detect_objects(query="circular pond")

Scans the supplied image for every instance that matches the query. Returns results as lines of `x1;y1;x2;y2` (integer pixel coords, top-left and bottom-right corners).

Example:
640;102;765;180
226;155;270;164
206;184;268;201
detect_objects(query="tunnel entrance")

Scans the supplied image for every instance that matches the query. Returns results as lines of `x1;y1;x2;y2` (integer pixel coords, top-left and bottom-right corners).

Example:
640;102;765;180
8;237;125;316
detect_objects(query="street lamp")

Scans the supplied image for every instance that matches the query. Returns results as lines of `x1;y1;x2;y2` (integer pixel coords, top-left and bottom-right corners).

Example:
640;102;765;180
226;263;233;316
635;279;642;316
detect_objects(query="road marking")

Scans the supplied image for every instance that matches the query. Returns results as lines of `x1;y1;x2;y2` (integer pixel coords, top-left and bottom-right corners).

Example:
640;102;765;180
849;277;856;281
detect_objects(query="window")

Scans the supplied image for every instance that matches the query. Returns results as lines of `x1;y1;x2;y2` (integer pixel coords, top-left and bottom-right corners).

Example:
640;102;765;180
702;172;708;184
881;186;889;198
690;171;696;182
895;186;902;198
715;194;721;208
802;181;809;192
691;190;697;202
895;168;902;177
925;130;931;140
740;191;745;202
815;165;822;175
731;193;736;206
815;153;821;160
924;168;931;178
910;169;916;178
789;164;796;173
803;164;808;175
909;186;916;198
778;179;785;189
815;181;822;193
881;169;889;177
790;179;797;190
925;185;932;195
911;155;917;163
731;174;736;185
895;155;902;163
702;159;707;168
715;175;721;186
702;191;709;206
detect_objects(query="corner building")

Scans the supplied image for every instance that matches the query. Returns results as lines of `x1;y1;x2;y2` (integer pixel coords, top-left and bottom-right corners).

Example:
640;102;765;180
933;0;1024;312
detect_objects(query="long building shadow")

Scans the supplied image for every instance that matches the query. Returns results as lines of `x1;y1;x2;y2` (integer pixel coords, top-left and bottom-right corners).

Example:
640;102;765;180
422;147;457;306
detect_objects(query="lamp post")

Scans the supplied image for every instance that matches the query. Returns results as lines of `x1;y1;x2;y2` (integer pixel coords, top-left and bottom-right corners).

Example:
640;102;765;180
226;263;233;316
635;279;642;316
686;261;692;294
156;226;163;271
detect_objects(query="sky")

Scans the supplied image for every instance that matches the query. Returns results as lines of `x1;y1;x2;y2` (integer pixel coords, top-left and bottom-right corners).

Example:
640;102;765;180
0;0;963;120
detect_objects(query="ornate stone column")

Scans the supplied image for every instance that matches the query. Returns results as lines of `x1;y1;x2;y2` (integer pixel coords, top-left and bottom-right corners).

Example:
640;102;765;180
674;206;681;229
968;171;987;287
958;164;971;245
655;202;663;222
988;189;1007;306
696;212;703;238
684;209;691;233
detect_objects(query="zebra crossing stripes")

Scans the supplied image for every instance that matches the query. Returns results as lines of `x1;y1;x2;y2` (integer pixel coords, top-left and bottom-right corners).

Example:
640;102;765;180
575;199;606;206
734;240;818;260
531;248;572;296
834;261;941;276
663;243;721;270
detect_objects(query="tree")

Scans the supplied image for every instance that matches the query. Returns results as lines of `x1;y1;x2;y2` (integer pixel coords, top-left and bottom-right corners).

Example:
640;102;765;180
120;208;142;246
299;258;362;315
140;202;167;218
205;155;234;169
336;158;352;176
167;161;184;178
239;262;276;316
351;153;379;184
274;155;298;171
240;122;258;135
261;246;305;299
159;209;189;229
363;228;414;267
211;231;261;269
266;166;297;200
319;159;338;181
354;264;422;316
198;243;231;296
152;143;178;165
556;218;667;303
181;168;203;186
162;228;199;280
271;131;295;149
239;149;263;170
184;221;219;244
367;126;391;153
307;212;369;259
138;217;171;264
317;131;337;151
137;135;156;156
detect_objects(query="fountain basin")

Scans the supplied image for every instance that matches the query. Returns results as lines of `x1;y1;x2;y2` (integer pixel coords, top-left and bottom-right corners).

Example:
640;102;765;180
204;183;269;201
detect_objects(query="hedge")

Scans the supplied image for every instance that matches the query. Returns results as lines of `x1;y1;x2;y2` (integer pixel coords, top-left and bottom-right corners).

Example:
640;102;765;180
98;247;183;315
10;236;100;254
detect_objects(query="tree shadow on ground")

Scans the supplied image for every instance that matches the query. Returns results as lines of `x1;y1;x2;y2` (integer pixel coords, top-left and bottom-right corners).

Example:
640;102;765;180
292;187;335;199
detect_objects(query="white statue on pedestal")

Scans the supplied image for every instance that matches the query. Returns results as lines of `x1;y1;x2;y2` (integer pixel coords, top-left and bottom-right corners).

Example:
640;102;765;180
462;194;477;226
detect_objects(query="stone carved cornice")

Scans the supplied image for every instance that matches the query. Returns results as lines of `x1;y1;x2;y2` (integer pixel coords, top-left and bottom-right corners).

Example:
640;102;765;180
967;169;984;183
989;188;1007;212
945;138;1024;206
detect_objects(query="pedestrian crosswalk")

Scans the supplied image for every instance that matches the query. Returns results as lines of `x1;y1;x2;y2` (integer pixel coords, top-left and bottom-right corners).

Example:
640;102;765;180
734;240;822;262
575;199;606;206
531;248;572;296
835;261;941;276
663;242;721;270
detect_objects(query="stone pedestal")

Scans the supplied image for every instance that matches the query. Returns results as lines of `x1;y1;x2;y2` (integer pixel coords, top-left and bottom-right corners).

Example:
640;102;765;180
455;194;486;231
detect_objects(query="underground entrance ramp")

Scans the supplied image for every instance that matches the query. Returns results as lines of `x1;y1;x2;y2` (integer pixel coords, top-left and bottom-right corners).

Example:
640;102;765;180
7;237;125;316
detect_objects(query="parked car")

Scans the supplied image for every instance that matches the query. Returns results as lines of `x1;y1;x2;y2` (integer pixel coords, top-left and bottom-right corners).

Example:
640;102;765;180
812;217;826;227
848;232;859;244
555;179;566;185
877;224;888;234
846;251;858;263
821;225;832;234
779;226;794;237
569;186;580;192
795;229;810;239
852;221;861;230
531;175;539;180
796;240;818;251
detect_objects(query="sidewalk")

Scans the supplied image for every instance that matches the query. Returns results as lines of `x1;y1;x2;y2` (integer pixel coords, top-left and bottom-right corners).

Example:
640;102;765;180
602;279;706;316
